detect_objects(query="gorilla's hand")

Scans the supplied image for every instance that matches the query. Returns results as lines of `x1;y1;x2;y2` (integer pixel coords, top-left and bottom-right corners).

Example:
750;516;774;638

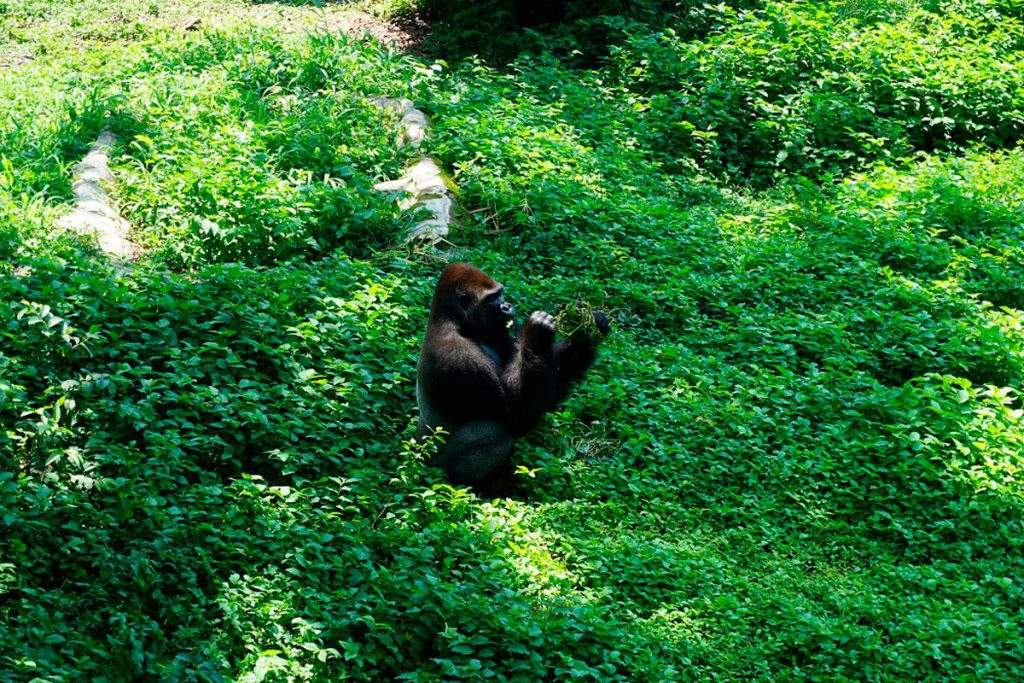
525;310;556;350
594;310;611;336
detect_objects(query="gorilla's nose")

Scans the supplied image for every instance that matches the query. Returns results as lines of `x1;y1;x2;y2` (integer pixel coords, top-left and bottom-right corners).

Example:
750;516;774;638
501;302;515;317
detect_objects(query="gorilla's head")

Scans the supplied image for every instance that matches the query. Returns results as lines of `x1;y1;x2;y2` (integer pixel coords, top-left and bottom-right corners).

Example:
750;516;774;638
433;263;515;337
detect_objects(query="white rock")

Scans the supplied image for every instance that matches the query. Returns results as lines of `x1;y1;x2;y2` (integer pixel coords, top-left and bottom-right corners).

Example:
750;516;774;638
371;96;415;113
57;131;135;259
375;157;454;243
371;97;457;243
374;158;447;200
400;109;428;148
371;96;429;149
59;210;134;257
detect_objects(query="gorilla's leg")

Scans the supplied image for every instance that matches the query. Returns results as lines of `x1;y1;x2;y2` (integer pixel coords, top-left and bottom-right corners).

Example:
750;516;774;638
430;420;514;486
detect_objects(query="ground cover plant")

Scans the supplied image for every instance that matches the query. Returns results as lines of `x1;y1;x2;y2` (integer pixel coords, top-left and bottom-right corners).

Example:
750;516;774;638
2;0;1023;680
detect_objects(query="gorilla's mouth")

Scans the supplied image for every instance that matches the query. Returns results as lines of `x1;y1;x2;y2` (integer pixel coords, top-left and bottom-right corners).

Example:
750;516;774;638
506;319;514;329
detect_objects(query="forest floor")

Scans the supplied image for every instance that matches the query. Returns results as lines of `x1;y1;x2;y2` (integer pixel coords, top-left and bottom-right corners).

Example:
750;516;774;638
2;0;1024;680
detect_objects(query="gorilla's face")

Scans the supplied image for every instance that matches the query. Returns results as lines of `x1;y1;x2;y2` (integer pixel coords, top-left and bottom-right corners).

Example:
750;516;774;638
437;263;516;338
467;285;515;335
487;288;516;328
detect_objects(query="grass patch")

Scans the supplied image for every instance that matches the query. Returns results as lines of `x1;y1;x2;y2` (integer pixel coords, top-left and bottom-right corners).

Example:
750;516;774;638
2;0;1023;680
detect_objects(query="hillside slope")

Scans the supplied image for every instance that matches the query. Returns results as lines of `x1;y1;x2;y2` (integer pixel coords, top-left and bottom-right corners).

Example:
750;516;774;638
2;0;1023;679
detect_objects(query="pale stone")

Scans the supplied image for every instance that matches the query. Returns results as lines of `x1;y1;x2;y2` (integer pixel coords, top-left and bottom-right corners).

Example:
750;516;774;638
371;97;428;149
371;98;456;242
374;158;454;243
57;131;135;259
400;109;428;148
59;210;134;257
374;158;447;200
407;195;453;242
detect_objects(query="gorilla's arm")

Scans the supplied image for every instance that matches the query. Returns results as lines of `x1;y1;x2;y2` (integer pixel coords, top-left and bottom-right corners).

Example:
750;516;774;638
552;310;609;405
552;339;598;405
501;311;558;433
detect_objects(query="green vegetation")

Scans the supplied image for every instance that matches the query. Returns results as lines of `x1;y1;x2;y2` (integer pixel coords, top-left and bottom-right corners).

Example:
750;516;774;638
2;0;1023;679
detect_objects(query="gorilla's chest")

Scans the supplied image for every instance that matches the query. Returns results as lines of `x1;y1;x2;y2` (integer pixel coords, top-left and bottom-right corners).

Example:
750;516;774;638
479;344;505;369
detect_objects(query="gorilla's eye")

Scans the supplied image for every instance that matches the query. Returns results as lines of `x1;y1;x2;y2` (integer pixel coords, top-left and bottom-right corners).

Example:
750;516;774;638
458;292;474;308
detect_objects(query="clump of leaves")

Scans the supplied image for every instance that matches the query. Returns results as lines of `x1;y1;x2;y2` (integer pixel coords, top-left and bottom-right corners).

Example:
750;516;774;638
556;299;602;340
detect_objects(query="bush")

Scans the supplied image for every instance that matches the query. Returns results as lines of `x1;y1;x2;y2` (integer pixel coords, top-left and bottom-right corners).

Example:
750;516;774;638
606;1;1024;183
3;0;1024;680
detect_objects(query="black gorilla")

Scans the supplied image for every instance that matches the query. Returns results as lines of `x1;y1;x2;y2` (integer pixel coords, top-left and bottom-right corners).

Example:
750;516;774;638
416;263;609;486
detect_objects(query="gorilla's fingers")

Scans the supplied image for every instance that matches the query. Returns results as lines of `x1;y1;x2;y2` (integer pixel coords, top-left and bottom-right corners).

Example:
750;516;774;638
526;310;556;349
594;310;611;336
530;310;555;328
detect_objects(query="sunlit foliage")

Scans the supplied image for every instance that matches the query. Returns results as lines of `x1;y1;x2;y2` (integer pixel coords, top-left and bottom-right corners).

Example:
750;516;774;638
1;0;1023;680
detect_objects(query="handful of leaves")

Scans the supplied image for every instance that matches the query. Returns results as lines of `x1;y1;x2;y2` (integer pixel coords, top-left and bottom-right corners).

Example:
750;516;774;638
556;299;603;341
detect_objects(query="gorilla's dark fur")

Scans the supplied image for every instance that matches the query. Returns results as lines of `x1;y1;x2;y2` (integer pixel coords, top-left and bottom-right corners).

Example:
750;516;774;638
416;263;609;486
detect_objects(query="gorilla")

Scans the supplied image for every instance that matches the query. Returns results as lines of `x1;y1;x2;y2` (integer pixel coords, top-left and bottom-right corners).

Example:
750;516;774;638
416;263;609;486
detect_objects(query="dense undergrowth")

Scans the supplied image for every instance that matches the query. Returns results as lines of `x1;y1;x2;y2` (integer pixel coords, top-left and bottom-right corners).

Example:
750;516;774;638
2;0;1023;680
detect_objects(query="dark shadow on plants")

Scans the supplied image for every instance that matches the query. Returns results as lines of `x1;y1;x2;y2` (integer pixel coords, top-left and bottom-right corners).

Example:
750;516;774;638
528;1;1024;187
411;0;760;67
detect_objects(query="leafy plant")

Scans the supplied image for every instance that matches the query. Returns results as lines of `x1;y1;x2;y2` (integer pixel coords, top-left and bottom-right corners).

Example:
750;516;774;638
2;0;1023;680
